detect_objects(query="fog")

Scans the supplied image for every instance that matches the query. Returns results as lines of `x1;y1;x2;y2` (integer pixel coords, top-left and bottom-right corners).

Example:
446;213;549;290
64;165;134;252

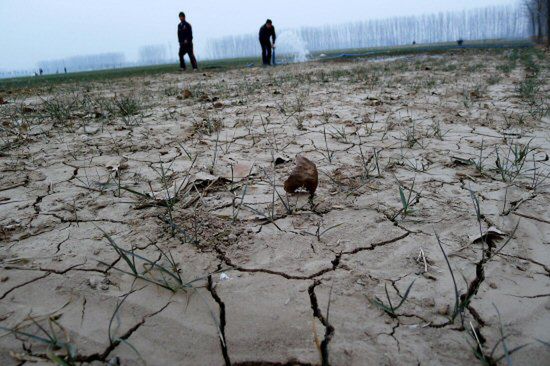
0;0;520;74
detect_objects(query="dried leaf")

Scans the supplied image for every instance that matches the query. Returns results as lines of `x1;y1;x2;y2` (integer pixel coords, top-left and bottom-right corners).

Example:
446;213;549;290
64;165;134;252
284;155;318;196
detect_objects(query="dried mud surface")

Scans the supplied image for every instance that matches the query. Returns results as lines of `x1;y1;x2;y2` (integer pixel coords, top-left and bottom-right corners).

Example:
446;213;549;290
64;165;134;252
1;49;549;365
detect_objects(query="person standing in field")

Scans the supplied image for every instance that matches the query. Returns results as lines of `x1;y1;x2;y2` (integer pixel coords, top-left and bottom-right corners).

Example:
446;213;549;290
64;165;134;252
178;12;198;71
259;19;276;66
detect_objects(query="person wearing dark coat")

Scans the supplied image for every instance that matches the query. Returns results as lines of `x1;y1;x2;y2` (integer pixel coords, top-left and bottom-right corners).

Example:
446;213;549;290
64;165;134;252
259;19;276;66
178;12;198;70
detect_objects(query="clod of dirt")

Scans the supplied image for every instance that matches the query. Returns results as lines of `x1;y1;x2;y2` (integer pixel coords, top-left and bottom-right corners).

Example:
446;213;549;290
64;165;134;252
273;155;291;166
437;304;450;316
183;89;193;99
22;105;36;113
83;126;99;135
88;276;110;290
283;155;318;196
0;97;7;105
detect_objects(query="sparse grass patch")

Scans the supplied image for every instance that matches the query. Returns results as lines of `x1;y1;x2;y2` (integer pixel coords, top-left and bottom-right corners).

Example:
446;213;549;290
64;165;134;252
486;74;502;85
101;231;213;292
41;94;80;126
192;115;223;135
0;316;78;365
112;94;143;116
517;77;540;104
495;139;535;183
398;119;425;148
370;280;415;318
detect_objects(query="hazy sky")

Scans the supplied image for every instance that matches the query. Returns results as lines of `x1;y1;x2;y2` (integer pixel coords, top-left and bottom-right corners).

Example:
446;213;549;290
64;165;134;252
0;0;518;70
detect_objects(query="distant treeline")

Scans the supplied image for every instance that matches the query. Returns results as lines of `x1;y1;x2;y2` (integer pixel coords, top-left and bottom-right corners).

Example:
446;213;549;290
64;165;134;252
206;5;530;59
31;44;173;76
138;45;169;65
37;52;126;74
0;4;536;78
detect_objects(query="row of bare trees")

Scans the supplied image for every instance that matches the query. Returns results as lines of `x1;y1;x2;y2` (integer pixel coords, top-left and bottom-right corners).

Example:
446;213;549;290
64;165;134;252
524;0;550;45
206;5;530;60
138;44;172;65
32;43;171;76
37;53;126;74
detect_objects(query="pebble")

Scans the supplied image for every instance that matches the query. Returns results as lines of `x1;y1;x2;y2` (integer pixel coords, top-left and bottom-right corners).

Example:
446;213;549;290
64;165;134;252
88;277;100;289
516;264;527;272
89;276;110;290
84;126;99;135
422;272;437;281
423;298;436;308
437;304;450;316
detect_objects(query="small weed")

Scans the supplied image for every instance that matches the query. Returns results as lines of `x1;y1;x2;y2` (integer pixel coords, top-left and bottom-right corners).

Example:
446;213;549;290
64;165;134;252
487;74;502;85
495;140;534;182
399;120;424;148
112;94;142;116
100;231;213;292
370;280;416;318
313;126;336;164
303;221;344;242
517;78;540;104
431;120;448;140
192;116;223;135
393;176;420;220
358;141;382;180
475;140;489;174
42;95;78;126
0;316;78;365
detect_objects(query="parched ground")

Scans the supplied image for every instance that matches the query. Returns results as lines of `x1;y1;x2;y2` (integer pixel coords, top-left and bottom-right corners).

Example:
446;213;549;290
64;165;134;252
0;48;549;365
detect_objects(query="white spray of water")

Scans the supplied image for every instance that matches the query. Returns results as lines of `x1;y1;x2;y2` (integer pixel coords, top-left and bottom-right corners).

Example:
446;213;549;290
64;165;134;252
275;31;310;63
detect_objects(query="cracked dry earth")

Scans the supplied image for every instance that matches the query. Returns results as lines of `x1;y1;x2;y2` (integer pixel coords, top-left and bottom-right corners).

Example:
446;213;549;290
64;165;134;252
1;48;550;365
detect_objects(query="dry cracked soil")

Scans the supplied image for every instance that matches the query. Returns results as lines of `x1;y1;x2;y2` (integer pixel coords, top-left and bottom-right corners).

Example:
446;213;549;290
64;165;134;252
0;48;549;365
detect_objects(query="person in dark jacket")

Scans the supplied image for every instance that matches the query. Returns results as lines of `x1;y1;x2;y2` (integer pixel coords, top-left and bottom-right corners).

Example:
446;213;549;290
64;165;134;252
178;12;198;71
259;19;276;66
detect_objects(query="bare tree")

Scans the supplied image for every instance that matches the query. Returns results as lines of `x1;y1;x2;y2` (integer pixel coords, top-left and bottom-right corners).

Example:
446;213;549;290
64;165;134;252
525;0;538;38
525;0;549;44
138;45;168;65
536;0;544;43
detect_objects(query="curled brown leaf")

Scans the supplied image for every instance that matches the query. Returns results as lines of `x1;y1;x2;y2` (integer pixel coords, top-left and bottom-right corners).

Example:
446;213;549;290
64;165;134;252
284;155;318;196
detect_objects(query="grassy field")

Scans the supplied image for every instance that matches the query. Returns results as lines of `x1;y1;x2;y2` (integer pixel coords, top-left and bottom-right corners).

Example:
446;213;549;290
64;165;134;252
0;39;533;93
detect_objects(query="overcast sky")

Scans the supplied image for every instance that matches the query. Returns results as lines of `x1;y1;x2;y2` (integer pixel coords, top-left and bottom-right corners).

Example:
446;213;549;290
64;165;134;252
0;0;518;71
